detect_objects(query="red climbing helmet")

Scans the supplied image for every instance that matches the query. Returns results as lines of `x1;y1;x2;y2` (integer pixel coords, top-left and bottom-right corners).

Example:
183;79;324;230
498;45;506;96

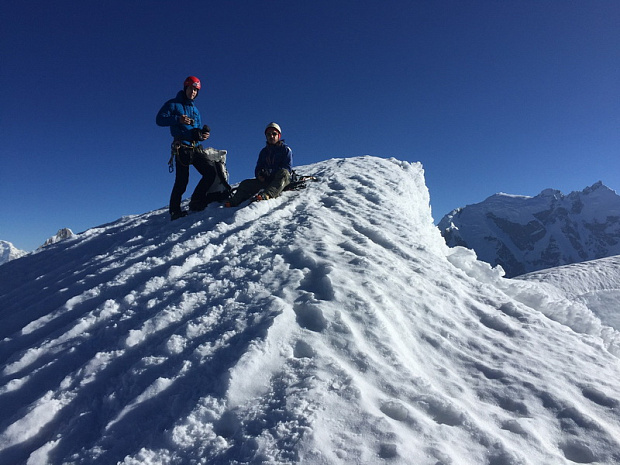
183;76;201;90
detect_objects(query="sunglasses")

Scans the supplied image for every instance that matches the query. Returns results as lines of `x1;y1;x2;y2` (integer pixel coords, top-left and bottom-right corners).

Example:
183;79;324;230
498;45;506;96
267;131;280;136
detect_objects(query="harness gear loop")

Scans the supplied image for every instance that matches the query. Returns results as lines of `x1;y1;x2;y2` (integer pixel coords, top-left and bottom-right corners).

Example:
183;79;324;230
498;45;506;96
168;141;181;173
169;140;197;172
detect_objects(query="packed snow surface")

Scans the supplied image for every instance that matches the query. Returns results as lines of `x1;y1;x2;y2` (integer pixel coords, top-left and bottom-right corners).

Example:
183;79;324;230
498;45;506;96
518;255;620;339
1;157;619;465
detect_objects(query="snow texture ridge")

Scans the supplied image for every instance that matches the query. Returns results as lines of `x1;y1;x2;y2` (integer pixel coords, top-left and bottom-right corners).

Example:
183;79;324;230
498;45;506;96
1;156;619;465
518;255;620;337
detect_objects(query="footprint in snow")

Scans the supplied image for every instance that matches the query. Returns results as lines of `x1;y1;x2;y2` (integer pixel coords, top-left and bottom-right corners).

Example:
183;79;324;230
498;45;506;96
560;440;597;464
293;339;315;358
581;386;619;408
380;400;409;422
293;298;328;332
474;362;506;380
418;396;465;426
378;442;398;459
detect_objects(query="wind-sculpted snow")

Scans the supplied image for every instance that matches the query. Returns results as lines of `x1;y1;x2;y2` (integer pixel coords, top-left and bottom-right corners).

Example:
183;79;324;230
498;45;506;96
1;157;620;464
517;255;620;339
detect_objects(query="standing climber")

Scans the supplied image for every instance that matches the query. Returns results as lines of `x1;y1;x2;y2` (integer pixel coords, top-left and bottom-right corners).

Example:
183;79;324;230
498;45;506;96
225;123;293;207
156;76;216;220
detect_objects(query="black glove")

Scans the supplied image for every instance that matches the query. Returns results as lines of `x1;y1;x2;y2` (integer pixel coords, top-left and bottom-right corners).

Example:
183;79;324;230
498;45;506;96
191;125;210;141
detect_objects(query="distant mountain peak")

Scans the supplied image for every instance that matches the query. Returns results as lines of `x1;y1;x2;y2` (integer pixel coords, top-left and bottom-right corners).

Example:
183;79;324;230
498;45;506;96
587;180;604;190
538;188;562;198
0;240;27;265
439;182;620;277
581;180;611;195
39;228;75;249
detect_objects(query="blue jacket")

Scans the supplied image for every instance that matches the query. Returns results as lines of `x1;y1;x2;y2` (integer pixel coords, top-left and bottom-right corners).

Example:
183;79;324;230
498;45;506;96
156;90;202;144
255;141;293;178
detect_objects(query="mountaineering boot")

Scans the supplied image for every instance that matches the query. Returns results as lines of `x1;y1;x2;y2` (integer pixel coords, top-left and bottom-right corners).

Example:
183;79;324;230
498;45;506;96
188;202;207;212
253;193;271;202
170;210;188;221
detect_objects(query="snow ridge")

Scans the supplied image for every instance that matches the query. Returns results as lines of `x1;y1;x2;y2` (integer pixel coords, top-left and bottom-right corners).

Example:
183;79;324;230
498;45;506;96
518;255;620;334
1;157;619;465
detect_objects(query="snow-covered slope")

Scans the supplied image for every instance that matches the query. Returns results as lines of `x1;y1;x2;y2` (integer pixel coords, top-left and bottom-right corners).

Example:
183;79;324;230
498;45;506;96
1;157;619;465
518;255;620;333
0;240;27;266
438;182;620;277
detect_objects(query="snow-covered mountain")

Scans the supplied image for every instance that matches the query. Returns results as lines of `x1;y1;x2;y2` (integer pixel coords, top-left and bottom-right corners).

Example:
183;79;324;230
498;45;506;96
1;157;619;465
438;182;620;277
1;228;75;266
0;240;26;266
39;228;75;249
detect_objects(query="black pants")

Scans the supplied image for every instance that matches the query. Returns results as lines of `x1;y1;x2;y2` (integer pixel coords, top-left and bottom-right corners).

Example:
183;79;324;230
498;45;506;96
169;149;216;214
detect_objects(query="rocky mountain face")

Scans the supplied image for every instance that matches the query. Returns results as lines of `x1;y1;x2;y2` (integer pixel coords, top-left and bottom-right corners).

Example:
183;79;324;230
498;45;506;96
438;182;620;277
39;228;75;248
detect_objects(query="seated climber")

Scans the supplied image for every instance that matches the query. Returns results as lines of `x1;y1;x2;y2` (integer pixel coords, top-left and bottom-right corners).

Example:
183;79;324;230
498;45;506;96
225;122;292;207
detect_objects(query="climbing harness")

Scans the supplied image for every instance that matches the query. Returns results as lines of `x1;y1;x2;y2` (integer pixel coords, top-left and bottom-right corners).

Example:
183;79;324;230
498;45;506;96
168;141;197;173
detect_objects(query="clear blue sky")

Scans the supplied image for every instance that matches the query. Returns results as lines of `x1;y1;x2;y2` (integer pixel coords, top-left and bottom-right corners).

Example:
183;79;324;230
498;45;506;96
2;1;619;251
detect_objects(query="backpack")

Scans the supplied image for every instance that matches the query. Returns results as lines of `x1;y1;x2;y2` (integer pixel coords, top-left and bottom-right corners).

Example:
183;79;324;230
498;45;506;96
197;147;233;202
169;143;232;202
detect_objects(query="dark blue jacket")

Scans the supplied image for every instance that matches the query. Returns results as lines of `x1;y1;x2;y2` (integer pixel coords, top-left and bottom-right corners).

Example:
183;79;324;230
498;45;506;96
156;90;202;144
255;141;293;178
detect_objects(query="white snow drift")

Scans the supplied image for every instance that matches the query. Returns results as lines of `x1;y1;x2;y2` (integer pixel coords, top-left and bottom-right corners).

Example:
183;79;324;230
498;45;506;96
1;156;619;465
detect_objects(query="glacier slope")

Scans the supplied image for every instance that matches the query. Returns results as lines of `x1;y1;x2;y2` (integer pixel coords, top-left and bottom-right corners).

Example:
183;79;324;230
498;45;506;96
0;156;619;465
